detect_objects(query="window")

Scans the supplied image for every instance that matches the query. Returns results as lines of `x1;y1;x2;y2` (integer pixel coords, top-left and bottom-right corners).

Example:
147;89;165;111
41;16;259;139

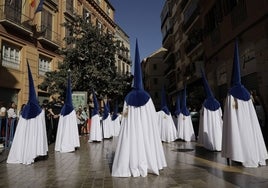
83;9;91;23
38;55;52;75
2;42;21;69
153;64;157;70
106;6;111;16
41;9;53;40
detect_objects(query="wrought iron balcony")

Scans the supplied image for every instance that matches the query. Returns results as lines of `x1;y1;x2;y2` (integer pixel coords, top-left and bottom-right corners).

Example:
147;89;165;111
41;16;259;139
36;25;61;47
0;5;33;34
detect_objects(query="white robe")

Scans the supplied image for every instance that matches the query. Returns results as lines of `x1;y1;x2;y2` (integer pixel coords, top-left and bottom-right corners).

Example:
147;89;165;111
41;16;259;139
198;107;223;151
88;114;102;142
55;110;80;153
112;115;121;137
102;115;113;139
157;111;177;142
177;113;195;142
112;99;167;177
222;95;268;167
7;110;48;165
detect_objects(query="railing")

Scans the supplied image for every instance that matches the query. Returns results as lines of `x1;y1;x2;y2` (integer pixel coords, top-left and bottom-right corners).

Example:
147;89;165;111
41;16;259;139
0;5;33;32
0;117;17;149
36;25;61;46
185;29;203;54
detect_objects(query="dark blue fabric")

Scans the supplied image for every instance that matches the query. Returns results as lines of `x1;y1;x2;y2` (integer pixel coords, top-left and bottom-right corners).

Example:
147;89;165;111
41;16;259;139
61;75;74;116
203;97;221;111
201;68;221;110
161;86;170;115
229;84;250;101
161;106;170;115
181;85;190;116
22;61;42;119
174;95;181;116
111;101;118;121
91;91;99;116
125;89;150;107
102;102;109;120
125;39;151;107
229;40;251;101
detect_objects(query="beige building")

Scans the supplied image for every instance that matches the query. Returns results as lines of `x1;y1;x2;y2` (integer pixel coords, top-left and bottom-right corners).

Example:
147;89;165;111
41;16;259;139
142;47;167;110
114;25;131;75
0;0;129;110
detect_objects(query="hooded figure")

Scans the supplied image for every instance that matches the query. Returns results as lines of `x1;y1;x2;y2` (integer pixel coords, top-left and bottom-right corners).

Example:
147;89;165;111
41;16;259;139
176;85;195;141
111;100;121;137
173;94;181;129
112;39;167;177
222;40;268;167
7;61;48;165
157;86;177;142
88;90;102;142
102;101;112;139
198;68;223;151
55;73;80;153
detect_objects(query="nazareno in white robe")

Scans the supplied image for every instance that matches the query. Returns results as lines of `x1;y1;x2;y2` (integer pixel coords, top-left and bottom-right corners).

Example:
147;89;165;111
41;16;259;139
157;111;177;142
176;113;195;142
7;110;48;165
222;95;268;167
55;110;80;153
198;106;223;151
112;99;167;177
88;114;102;142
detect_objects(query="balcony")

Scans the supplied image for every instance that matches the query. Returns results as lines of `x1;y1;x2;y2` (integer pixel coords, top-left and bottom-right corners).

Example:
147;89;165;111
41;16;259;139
185;29;203;55
0;5;33;35
162;27;174;48
36;25;61;48
182;0;199;32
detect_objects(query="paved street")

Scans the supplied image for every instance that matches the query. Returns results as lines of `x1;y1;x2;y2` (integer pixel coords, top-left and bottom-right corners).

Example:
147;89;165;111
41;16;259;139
0;135;268;188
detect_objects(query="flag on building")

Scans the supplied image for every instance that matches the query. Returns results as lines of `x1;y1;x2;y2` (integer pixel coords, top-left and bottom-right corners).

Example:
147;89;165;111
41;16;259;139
30;0;35;7
35;0;45;14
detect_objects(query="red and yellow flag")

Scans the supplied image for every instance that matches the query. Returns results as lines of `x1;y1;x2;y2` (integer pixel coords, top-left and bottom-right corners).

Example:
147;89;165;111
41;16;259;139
30;0;35;7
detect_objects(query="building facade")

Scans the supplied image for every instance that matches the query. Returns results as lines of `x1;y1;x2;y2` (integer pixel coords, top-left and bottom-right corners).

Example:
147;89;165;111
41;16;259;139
160;0;268;114
114;25;131;75
142;47;167;111
0;0;129;110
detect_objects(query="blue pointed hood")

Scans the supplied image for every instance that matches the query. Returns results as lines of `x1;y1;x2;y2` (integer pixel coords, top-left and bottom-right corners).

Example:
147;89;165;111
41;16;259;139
102;101;109;120
201;68;221;111
21;61;42;119
60;73;74;116
181;85;190;116
125;39;150;107
112;100;119;120
91;90;99;116
229;40;250;101
174;95;181;116
161;86;170;115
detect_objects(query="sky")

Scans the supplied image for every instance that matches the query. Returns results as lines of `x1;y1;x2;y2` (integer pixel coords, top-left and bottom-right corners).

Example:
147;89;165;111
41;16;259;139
109;0;165;61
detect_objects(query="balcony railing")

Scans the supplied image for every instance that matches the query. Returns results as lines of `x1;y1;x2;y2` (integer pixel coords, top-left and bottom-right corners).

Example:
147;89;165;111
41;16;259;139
185;29;203;54
0;5;33;33
36;25;61;46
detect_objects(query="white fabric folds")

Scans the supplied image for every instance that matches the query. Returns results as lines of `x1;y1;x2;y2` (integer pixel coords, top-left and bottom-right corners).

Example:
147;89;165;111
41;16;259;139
102;115;113;139
157;111;177;142
7;110;48;165
112;115;121;137
198;107;223;151
222;95;268;167
112;99;167;177
55;110;80;153
88;114;102;142
176;114;195;142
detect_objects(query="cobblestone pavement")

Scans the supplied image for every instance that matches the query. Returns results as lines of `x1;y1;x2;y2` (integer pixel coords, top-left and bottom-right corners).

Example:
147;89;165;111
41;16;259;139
0;135;268;188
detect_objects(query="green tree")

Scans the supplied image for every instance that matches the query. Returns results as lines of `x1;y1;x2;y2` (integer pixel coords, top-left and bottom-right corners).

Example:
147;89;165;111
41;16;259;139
39;14;132;101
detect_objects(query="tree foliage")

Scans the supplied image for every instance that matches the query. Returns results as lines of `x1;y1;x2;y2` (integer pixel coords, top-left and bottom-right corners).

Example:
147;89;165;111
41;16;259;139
39;14;132;102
